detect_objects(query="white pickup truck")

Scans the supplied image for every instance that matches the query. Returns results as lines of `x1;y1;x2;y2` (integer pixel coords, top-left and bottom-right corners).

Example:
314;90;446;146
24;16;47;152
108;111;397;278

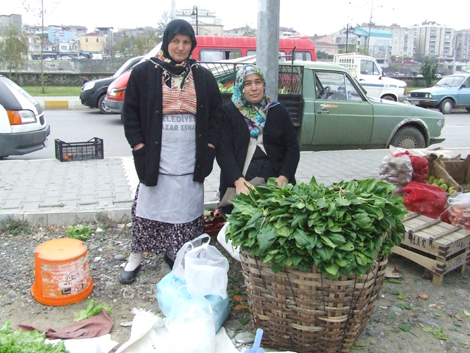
333;53;407;102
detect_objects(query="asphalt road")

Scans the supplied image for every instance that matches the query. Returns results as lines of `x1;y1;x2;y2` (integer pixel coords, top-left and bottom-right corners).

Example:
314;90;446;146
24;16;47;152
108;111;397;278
3;108;470;161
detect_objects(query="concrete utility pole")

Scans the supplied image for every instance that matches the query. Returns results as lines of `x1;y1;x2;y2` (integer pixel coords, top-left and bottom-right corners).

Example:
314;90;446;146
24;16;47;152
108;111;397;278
256;0;280;101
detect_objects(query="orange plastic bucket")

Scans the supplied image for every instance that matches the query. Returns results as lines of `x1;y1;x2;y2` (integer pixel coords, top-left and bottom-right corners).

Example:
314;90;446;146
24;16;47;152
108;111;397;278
31;238;93;306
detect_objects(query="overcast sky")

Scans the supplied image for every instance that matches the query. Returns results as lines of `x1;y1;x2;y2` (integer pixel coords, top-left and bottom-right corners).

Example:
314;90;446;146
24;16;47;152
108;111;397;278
3;0;469;35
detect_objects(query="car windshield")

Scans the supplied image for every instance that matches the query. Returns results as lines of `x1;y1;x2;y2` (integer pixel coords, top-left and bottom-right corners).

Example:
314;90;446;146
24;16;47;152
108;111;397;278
145;42;163;59
435;76;465;87
113;57;141;78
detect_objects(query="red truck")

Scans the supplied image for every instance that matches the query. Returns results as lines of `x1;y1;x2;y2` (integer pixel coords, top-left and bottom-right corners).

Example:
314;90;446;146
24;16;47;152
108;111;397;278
104;36;317;116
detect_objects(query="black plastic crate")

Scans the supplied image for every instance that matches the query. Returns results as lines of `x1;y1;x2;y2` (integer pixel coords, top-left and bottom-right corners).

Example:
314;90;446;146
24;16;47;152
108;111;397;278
55;137;104;162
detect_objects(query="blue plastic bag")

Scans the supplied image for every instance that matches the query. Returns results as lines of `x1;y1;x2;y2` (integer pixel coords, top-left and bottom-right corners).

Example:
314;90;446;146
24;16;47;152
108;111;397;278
156;272;230;332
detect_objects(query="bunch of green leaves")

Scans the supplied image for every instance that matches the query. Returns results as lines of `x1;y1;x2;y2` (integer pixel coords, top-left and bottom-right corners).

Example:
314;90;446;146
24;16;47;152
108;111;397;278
226;177;407;279
74;299;112;322
0;320;68;353
66;224;91;240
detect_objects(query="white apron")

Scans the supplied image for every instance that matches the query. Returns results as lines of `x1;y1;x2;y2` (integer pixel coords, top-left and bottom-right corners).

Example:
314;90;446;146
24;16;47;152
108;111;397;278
136;114;204;224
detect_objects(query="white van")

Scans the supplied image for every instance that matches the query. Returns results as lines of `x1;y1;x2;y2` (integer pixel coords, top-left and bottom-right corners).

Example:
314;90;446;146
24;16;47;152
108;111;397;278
333;53;407;102
0;75;50;158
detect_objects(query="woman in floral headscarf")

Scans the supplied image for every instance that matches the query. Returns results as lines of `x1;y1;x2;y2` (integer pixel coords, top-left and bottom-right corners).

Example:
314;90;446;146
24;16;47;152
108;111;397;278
120;19;222;284
216;64;300;214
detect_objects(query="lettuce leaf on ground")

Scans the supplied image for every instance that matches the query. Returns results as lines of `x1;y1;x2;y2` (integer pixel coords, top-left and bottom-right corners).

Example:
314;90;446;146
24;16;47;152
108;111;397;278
0;320;69;353
74;299;112;322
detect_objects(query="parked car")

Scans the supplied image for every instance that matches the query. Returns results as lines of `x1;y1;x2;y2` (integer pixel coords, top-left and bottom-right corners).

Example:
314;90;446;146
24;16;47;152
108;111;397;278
105;44;161;116
212;60;446;150
79;56;143;114
0;75;50;158
407;74;470;114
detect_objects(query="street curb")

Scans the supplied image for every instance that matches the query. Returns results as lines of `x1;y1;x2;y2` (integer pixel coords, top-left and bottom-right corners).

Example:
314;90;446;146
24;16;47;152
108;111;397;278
0;208;132;227
35;97;85;110
0;201;221;227
44;101;69;109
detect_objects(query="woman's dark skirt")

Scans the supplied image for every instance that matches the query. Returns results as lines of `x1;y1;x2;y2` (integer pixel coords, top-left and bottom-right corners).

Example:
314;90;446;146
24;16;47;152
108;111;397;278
130;185;204;256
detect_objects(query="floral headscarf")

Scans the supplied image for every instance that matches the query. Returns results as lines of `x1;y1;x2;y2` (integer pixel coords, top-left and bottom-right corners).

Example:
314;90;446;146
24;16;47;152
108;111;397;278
150;19;197;89
231;65;279;138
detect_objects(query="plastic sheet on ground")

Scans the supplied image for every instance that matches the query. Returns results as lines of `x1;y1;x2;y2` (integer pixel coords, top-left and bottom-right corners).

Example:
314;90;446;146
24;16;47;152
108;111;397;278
45;334;118;353
115;308;240;353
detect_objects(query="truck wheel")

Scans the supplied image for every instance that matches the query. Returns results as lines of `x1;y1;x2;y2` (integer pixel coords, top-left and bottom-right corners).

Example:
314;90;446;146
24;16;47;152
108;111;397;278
381;95;396;101
465;107;470;112
98;95;111;114
390;126;426;149
439;98;453;114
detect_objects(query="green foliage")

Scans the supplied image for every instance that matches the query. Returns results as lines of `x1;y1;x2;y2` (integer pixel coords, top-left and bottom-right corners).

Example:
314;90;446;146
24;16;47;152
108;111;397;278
0;320;69;353
316;51;333;60
22;86;81;96
226;177;407;279
115;29;161;57
66;224;91;240
218;82;234;93
0;23;28;80
3;219;32;236
421;57;439;87
74;299;112;322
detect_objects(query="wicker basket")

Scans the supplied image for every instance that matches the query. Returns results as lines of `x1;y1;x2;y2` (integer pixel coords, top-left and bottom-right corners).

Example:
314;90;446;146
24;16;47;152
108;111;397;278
239;251;388;353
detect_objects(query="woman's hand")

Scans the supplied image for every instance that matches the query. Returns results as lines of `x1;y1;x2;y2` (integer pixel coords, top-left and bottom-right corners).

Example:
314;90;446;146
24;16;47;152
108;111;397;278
276;175;289;188
133;143;144;151
234;177;254;195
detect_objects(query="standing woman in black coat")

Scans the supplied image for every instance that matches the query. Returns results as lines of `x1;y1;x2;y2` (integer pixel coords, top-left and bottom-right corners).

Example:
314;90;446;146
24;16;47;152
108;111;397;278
120;19;222;284
216;64;300;214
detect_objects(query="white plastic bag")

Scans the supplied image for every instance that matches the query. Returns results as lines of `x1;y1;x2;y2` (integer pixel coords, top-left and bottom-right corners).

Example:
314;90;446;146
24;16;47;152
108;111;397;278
379;154;413;194
165;286;216;353
217;222;241;262
184;236;229;299
171;233;209;281
447;192;470;229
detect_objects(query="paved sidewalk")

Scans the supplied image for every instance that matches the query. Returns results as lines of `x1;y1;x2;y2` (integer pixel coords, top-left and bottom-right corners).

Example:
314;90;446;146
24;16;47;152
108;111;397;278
2;96;469;227
0;149;398;226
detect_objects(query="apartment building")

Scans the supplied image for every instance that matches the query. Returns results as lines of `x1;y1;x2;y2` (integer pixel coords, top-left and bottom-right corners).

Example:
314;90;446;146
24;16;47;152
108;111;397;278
413;21;454;60
354;27;393;66
388;25;415;58
176;8;223;36
79;32;107;58
454;29;470;61
0;14;21;32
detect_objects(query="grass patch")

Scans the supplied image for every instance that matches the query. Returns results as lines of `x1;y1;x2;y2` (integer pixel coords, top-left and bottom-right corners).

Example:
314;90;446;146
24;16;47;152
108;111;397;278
3;219;32;236
22;86;81;96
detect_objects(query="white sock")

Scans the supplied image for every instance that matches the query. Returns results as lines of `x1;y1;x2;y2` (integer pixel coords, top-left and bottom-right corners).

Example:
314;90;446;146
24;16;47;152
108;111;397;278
124;252;142;271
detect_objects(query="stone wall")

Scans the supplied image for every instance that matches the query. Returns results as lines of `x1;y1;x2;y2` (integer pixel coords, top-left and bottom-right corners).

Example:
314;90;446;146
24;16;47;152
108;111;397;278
0;58;129;86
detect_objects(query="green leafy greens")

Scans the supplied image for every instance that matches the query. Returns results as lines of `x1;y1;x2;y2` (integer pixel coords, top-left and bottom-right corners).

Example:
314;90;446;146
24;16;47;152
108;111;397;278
226;177;407;279
74;299;112;322
0;321;69;353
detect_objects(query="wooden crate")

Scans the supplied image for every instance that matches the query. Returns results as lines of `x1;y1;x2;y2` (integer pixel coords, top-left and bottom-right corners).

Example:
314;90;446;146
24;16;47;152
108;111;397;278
392;212;470;286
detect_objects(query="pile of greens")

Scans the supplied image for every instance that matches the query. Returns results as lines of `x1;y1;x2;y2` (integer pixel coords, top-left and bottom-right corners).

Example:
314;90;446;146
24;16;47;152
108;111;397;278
226;177;407;279
0;321;68;353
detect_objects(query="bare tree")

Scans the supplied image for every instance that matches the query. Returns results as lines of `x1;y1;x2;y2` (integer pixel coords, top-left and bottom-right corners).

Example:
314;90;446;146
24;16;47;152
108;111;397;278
156;11;171;40
20;0;60;93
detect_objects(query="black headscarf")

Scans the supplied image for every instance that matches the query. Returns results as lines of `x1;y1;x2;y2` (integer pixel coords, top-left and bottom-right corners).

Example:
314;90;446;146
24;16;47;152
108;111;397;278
152;19;197;78
162;19;197;59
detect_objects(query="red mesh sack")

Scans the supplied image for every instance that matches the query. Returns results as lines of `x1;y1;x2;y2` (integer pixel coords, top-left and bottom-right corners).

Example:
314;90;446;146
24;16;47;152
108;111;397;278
395;151;429;183
402;181;447;219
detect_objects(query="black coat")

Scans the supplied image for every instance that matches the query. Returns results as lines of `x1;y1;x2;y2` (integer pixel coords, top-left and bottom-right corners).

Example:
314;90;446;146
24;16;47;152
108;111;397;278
122;60;222;186
216;102;300;198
